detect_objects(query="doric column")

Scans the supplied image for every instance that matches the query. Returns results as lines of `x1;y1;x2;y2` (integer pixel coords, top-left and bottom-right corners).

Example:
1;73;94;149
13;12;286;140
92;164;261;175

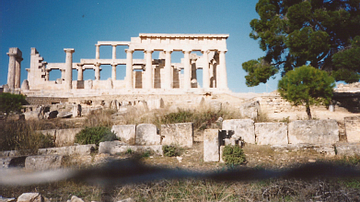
112;45;116;60
218;50;228;90
144;49;153;89
6;53;16;89
183;50;191;90
95;45;100;59
111;64;117;81
164;50;172;89
6;48;23;89
64;48;75;90
14;57;23;88
125;49;134;89
202;50;210;90
94;63;100;80
77;64;83;81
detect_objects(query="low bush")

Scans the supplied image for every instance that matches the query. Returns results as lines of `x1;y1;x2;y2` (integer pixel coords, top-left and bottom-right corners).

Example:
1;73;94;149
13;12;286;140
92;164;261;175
163;145;181;157
74;126;117;146
222;145;246;166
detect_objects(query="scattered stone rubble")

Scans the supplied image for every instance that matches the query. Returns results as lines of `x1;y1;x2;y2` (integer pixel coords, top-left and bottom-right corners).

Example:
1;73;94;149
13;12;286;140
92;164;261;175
0;193;134;202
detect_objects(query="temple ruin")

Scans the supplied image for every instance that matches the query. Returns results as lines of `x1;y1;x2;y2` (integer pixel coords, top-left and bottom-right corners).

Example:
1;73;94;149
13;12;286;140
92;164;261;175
6;33;229;95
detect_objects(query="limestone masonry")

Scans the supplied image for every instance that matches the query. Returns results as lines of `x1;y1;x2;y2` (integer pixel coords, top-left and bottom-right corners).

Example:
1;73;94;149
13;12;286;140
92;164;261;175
5;33;229;95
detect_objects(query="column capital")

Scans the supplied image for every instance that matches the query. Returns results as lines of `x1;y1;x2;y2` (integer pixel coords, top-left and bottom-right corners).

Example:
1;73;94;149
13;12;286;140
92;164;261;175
182;49;192;54
144;49;154;54
64;48;75;53
95;44;100;47
164;49;173;53
201;49;211;54
218;49;228;53
94;62;101;67
111;63;117;66
125;49;134;53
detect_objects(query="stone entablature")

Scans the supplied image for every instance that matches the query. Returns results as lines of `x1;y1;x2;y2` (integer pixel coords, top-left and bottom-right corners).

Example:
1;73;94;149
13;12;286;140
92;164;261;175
8;33;229;95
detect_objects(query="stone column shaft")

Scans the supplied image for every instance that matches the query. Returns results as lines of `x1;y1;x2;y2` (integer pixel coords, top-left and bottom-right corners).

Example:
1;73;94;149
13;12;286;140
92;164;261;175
112;45;116;60
183;50;191;90
125;49;134;89
64;48;75;90
15;60;22;88
7;54;16;89
95;64;100;80
95;45;100;59
219;50;228;90
112;64;116;81
145;50;153;89
202;50;210;90
164;50;172;89
77;66;83;81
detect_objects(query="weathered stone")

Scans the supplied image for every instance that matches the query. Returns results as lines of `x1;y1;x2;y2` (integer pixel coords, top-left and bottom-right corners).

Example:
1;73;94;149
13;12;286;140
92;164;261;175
38;144;95;156
110;100;120;110
147;98;164;111
17;193;43;202
111;124;136;144
288;120;339;144
161;123;193;147
335;142;360;156
0;150;20;157
117;198;135;202
219;145;225;163
23;110;40;120
0;157;12;168
224;138;236;146
57;111;72;118
46;110;58;119
222;119;255;144
271;144;336;156
69;195;84;202
25;155;65;170
135;124;160;145
55;128;83;147
203;129;219;162
239;100;260;119
21;79;29;90
72;104;81;117
344;116;360;143
255;122;288;145
98;141;163;156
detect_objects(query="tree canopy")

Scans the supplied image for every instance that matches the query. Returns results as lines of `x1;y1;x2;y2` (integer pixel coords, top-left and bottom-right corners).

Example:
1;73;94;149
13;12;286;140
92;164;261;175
278;65;335;119
0;93;27;120
243;0;360;87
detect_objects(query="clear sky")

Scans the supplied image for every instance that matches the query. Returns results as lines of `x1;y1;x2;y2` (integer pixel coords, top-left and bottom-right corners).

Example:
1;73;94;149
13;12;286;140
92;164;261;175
0;0;281;93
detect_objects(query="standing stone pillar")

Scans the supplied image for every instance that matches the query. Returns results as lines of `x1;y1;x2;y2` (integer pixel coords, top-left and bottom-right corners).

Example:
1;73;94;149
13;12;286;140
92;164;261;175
202;50;210;90
77;64;83;81
95;45;100;59
125;49;134;89
111;64;117;81
183;50;191;90
144;49;153;89
112;45;116;60
218;50;228;90
6;48;23;89
164;50;172;89
64;48;75;90
94;63;101;80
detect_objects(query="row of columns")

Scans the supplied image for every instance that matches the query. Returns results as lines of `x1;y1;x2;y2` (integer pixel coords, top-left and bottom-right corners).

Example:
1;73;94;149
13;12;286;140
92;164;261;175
75;47;228;91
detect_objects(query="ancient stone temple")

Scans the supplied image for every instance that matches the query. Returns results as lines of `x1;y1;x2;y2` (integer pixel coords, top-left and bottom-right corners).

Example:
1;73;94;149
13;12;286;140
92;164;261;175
7;33;229;96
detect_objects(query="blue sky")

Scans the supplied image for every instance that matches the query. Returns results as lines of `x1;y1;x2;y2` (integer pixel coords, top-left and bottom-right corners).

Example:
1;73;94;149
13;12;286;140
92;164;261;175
0;0;281;93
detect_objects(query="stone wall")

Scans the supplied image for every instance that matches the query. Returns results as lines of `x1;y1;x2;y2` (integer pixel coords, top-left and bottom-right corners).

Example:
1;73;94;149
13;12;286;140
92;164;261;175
344;116;360;143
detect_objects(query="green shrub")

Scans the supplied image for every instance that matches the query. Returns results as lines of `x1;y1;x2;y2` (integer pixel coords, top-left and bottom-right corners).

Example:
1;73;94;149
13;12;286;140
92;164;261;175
0;93;27;120
75;126;117;146
163;145;181;157
222;145;246;166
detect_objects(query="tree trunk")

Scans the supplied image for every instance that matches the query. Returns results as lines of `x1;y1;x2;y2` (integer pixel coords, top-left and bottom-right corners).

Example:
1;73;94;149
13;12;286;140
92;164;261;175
306;104;312;120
